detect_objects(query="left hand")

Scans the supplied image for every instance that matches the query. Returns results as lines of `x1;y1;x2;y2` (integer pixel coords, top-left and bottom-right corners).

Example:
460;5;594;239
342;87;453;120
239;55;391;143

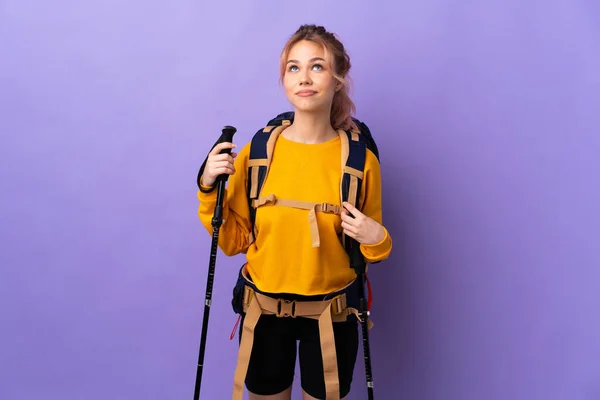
340;202;385;245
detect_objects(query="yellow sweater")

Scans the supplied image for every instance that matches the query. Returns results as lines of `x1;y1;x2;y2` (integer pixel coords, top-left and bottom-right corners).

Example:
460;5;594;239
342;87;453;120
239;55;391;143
197;133;392;295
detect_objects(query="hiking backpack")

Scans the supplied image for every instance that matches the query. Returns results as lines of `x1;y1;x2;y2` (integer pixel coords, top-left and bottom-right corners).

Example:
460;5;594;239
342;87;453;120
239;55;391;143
245;111;380;266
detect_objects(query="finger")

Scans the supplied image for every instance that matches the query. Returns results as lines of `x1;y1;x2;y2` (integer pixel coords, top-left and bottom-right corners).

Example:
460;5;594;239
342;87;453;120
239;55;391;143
211;160;235;169
209;142;236;156
342;228;357;239
210;164;235;175
212;166;235;175
209;156;236;168
342;202;362;218
342;202;356;212
340;212;355;224
209;153;235;163
341;221;357;234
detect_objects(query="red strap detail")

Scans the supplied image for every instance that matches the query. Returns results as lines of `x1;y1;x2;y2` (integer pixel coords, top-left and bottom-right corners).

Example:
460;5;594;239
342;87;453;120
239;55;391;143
366;273;373;311
230;315;241;340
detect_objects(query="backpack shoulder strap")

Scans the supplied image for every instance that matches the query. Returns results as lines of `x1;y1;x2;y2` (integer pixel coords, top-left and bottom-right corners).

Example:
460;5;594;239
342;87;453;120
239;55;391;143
338;128;368;254
246;120;291;244
340;127;383;270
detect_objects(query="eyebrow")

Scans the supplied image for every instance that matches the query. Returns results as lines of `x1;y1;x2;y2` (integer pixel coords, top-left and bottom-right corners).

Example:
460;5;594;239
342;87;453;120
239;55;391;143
287;57;326;64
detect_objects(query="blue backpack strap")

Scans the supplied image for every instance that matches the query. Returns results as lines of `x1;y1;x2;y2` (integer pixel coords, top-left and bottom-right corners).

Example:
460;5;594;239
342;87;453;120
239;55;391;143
246;120;291;243
351;117;379;161
340;129;367;254
247;128;269;242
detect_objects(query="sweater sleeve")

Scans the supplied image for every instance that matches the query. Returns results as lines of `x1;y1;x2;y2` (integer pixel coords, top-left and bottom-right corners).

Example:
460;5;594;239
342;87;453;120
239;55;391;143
358;149;393;263
196;142;252;256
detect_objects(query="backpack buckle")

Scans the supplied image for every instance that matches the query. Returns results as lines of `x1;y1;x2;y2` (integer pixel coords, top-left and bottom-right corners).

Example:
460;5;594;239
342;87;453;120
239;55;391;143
320;203;339;214
277;299;296;318
243;285;254;307
331;294;347;314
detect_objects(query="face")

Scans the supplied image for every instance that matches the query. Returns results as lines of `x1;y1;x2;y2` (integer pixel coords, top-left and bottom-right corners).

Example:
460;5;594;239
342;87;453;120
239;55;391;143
282;40;340;114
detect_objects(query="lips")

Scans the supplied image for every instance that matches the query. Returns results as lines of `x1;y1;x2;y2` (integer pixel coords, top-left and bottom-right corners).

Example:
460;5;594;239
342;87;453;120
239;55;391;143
295;90;317;97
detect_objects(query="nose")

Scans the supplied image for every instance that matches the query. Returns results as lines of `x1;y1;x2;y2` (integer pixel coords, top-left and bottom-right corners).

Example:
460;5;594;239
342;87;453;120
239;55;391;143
300;71;312;85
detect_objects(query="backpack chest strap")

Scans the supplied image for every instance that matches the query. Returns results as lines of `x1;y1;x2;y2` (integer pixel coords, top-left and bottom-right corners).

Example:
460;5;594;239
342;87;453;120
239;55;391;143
251;193;342;247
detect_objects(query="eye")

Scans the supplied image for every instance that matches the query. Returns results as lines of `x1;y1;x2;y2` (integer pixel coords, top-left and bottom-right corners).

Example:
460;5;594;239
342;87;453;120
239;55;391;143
312;63;324;71
288;65;299;72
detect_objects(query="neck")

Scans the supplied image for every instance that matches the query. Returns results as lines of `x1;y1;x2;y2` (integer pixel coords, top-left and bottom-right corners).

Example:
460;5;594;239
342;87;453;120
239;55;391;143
283;109;337;144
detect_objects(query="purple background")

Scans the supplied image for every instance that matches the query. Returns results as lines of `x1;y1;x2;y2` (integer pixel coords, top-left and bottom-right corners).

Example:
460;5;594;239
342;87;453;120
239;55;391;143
2;1;599;399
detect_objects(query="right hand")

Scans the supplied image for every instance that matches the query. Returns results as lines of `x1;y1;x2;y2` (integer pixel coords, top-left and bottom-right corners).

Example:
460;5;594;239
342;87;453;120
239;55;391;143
201;142;237;187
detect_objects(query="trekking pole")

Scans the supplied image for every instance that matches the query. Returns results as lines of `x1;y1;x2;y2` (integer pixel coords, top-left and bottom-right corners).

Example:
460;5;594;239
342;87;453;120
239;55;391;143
193;125;237;400
350;238;375;400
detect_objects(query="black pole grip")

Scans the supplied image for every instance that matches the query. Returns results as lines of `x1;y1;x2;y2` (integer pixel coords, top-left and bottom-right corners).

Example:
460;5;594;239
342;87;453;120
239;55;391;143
197;125;237;190
219;125;237;150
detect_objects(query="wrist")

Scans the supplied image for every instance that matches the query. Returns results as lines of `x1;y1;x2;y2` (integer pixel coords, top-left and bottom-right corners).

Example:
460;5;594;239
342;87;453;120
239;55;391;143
199;176;216;193
371;225;385;245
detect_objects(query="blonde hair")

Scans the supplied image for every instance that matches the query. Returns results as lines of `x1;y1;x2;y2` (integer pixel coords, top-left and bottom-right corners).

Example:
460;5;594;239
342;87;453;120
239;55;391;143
279;24;358;132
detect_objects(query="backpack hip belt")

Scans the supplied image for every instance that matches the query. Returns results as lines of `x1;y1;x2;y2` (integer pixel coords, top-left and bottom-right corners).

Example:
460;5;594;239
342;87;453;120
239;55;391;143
231;265;368;400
